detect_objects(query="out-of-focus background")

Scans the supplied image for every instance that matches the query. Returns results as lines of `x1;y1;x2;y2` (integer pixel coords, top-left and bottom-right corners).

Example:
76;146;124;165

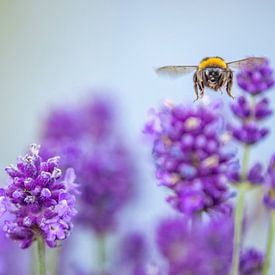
0;0;274;274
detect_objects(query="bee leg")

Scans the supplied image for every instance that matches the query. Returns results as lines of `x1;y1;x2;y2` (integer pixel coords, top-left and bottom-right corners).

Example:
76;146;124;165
200;88;204;98
198;80;204;98
193;73;199;102
226;71;234;99
196;72;205;98
194;84;199;102
193;71;204;100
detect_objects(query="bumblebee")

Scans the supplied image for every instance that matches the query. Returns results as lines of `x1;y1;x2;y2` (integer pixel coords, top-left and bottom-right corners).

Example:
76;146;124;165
157;56;265;101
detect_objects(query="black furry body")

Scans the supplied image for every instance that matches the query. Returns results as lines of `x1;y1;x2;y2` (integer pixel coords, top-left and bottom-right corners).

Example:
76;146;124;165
193;67;234;101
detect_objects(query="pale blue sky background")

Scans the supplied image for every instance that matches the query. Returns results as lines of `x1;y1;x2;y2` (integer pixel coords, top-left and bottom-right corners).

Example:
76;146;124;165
0;0;274;273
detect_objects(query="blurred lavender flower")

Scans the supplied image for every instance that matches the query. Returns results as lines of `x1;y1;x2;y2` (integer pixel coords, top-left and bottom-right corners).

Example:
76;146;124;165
42;107;84;141
229;59;274;146
157;216;233;275
120;232;147;265
144;102;237;216
0;144;77;248
40;96;135;234
263;154;275;209
82;96;115;140
239;248;264;275
42;96;114;143
115;231;148;275
77;143;134;233
228;162;265;185
157;218;189;266
237;59;274;95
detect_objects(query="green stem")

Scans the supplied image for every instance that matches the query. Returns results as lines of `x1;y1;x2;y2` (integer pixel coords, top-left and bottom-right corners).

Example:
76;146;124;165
263;211;275;275
231;145;250;275
49;247;60;275
36;235;46;275
32;244;36;275
241;145;250;180
97;234;106;274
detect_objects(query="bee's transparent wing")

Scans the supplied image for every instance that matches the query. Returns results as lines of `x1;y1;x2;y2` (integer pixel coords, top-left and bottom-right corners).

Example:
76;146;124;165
227;57;266;70
156;65;197;78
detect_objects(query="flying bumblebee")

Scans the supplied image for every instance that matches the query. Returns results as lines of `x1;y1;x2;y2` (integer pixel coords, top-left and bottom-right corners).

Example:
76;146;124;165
156;56;265;101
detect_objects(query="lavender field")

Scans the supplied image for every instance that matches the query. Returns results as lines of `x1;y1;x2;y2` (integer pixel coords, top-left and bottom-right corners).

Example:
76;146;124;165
0;1;274;275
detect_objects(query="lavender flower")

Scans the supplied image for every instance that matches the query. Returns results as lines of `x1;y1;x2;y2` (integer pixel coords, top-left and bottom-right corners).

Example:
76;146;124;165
120;232;147;265
229;123;269;145
77;143;134;233
0;144;77;248
157;218;189;265
42;95;114;142
157;216;233;275
264;154;275;209
144;101;237;216
228;162;265;185
239;248;264;275
42;107;84;141
113;231;149;275
82;95;115;139
237;59;274;95
40;96;135;234
229;59;273;146
40;96;115;172
229;58;274;275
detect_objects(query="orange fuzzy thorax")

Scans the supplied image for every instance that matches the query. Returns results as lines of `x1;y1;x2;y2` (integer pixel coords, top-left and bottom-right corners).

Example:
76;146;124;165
198;57;227;71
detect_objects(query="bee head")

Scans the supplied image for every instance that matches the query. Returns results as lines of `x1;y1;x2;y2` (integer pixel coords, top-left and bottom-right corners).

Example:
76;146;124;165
205;68;222;83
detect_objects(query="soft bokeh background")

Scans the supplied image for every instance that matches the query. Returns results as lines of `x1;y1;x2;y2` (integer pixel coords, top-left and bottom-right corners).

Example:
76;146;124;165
0;0;274;273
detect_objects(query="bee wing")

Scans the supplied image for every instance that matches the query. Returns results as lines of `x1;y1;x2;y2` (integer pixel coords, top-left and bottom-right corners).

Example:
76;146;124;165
156;65;197;78
227;57;266;70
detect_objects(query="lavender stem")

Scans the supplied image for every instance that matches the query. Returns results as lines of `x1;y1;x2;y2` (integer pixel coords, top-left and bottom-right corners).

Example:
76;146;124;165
37;235;46;275
231;145;250;275
49;247;60;275
263;211;275;275
97;234;106;274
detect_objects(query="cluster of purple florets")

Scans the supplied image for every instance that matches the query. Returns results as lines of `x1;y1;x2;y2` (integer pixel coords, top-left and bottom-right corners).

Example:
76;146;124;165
228;161;265;186
115;232;149;275
0;144;77;248
239;248;264;275
76;143;134;233
229;59;273;146
157;216;233;275
228;60;275;207
237;59;274;95
156;216;265;275
144;102;237;215
229;96;271;145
